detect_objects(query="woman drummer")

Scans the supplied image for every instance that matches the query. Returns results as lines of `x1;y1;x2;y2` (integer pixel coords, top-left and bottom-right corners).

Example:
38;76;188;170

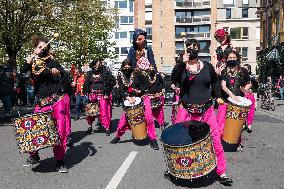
174;38;233;185
110;58;159;150
216;50;251;149
22;35;70;173
85;58;115;136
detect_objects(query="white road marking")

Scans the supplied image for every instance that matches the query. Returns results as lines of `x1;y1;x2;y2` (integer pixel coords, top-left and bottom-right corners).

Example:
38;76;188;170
105;151;138;189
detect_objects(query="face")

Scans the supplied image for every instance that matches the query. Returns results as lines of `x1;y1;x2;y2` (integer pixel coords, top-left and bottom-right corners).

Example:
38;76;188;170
123;65;132;70
186;42;199;51
149;65;155;71
94;60;102;70
227;53;237;61
216;36;225;43
34;41;47;55
136;35;145;45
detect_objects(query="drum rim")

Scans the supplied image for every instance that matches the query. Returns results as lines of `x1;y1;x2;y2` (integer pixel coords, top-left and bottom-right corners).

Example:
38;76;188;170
227;96;252;107
13;111;54;120
161;133;211;147
123;97;142;107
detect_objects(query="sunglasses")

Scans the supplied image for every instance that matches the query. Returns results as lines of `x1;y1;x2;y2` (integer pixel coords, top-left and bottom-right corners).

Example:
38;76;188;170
187;43;198;47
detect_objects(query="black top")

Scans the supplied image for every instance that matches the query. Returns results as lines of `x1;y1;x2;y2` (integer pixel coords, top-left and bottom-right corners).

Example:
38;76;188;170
180;61;221;105
117;74;135;100
147;73;164;94
220;67;250;100
22;59;64;99
171;62;186;88
85;67;115;96
132;71;150;96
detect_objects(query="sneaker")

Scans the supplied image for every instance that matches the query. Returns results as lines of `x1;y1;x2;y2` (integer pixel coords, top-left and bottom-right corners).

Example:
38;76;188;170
56;160;68;173
219;174;233;185
24;155;40;166
106;130;111;136
110;137;120;144
150;140;159;150
86;127;94;134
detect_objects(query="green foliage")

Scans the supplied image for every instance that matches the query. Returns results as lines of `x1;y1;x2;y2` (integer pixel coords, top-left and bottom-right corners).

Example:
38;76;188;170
0;0;118;69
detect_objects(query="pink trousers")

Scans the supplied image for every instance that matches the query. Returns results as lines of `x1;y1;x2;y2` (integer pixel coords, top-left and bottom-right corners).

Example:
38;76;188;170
171;94;180;124
244;93;255;126
115;95;157;141
175;106;226;176
30;94;71;160
151;96;165;127
86;93;111;130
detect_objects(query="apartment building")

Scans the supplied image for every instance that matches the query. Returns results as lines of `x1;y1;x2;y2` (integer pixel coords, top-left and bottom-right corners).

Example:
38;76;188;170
215;0;260;74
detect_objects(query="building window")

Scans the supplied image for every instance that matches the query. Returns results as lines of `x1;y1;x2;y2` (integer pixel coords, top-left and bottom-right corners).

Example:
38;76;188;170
115;32;127;39
230;27;249;40
115;47;119;54
223;0;234;5
129;31;134;41
199;41;210;53
242;9;248;18
226;9;231;19
256;27;260;40
120;16;134;24
242;0;249;5
115;1;127;8
121;47;129;55
235;47;248;61
129;0;134;12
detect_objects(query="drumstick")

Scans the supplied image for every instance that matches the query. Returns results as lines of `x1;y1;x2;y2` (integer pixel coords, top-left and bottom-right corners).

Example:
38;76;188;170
181;32;187;54
40;33;60;51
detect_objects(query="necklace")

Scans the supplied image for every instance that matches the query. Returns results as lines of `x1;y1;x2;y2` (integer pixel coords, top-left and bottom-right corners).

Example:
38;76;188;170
122;73;133;87
148;73;157;84
187;60;201;75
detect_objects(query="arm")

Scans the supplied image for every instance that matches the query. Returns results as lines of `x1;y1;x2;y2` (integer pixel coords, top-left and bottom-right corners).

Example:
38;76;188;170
209;62;222;99
147;48;157;70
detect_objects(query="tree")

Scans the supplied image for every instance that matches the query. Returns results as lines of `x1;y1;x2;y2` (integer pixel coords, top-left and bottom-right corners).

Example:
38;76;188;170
0;0;118;69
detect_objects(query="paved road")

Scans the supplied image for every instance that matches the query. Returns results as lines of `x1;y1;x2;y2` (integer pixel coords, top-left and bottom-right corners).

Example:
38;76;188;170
0;106;284;189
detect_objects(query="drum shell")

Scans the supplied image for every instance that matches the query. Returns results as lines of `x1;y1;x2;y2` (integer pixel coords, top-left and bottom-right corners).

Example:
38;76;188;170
161;123;216;180
13;111;60;153
85;102;99;117
124;102;147;140
222;102;250;144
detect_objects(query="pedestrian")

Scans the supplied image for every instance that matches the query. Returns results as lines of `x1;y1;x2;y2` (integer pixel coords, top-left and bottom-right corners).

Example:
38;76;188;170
85;58;115;136
22;35;71;173
277;75;284;100
174;38;233;185
71;67;88;120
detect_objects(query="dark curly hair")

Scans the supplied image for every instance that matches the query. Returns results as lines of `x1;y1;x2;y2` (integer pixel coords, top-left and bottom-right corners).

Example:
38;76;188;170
121;59;132;69
224;49;242;63
31;35;50;52
90;58;103;68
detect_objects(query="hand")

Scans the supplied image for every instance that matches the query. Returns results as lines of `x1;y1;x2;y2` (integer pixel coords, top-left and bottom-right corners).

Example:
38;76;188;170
171;84;176;90
232;95;240;102
51;68;60;76
132;88;141;94
240;87;249;94
183;53;189;63
215;63;226;76
217;98;224;104
26;53;37;64
155;93;161;98
71;82;76;87
175;87;180;94
104;95;108;99
127;97;136;104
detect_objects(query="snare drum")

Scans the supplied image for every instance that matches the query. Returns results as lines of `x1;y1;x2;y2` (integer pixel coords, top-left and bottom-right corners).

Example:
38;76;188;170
13;111;60;153
124;97;147;140
85;102;99;117
161;121;217;179
222;96;252;147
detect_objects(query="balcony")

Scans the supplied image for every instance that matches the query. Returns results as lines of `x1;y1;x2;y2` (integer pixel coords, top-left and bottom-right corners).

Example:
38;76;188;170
175;0;211;9
175;32;210;40
175;16;210;25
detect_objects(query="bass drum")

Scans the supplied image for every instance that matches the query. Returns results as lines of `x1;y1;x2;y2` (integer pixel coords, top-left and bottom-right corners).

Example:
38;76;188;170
161;121;216;180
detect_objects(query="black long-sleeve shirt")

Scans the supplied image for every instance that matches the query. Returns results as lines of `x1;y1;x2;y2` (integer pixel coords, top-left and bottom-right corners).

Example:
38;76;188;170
171;62;186;88
117;74;134;100
180;61;221;104
22;59;64;99
132;71;150;96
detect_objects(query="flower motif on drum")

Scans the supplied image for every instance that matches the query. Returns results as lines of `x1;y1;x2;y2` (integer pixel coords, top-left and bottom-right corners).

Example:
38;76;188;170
20;118;36;130
32;135;48;147
176;157;193;167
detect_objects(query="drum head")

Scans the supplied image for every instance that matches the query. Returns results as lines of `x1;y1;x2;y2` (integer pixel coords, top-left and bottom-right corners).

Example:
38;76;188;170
161;121;210;146
228;96;252;107
124;97;141;107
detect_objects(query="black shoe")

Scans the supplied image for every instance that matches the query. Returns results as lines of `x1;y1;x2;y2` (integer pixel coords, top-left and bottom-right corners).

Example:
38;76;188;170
110;137;120;144
245;126;252;133
86;127;94;134
106;130;111;136
219;175;233;185
24;154;40;166
74;116;80;121
56;160;68;173
150;140;159;150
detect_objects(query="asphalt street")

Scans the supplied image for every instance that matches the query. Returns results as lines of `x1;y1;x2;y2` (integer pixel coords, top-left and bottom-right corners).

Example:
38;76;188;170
0;105;284;189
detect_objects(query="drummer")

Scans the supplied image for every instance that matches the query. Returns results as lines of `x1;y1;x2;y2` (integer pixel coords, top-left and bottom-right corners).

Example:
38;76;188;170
217;50;251;149
147;64;165;128
110;58;159;150
85;58;115;135
22;35;70;173
174;38;233;185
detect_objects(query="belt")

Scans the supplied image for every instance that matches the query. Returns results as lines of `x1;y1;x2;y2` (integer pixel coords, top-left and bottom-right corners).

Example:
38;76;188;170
181;99;213;114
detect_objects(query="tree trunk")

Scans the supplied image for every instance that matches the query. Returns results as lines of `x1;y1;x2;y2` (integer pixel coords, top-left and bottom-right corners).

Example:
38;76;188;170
7;51;17;70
